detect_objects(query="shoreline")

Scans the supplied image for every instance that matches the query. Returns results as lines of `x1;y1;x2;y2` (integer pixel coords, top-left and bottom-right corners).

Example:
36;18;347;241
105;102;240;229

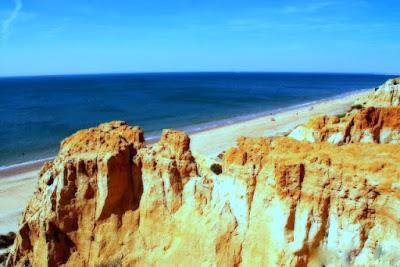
0;87;370;176
180;87;371;135
0;88;371;233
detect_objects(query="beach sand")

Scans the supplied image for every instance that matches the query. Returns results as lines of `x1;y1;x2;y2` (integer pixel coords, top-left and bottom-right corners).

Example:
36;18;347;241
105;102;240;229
0;90;369;233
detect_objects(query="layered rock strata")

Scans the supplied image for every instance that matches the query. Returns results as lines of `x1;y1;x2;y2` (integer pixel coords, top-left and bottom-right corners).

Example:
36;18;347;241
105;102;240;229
7;121;400;266
289;107;400;144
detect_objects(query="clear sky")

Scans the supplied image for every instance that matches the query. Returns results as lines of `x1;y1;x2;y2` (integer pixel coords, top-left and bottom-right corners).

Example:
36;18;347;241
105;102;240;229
0;0;399;76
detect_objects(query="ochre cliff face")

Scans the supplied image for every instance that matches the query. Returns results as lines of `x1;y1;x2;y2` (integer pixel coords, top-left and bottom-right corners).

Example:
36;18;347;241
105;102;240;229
8;121;146;266
225;136;400;266
289;107;400;144
7;121;400;266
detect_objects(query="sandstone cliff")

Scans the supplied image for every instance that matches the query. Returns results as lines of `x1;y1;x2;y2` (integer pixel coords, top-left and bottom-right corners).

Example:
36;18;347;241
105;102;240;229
7;121;400;266
289;107;400;144
355;77;400;107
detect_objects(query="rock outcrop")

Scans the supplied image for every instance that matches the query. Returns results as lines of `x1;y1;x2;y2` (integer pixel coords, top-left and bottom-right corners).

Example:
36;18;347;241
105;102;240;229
7;121;400;266
289;107;400;144
355;77;400;107
225;136;400;266
7;121;146;266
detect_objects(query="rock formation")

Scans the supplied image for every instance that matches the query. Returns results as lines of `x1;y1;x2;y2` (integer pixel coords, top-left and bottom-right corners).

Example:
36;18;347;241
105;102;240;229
289;107;400;144
7;121;400;266
355;77;400;107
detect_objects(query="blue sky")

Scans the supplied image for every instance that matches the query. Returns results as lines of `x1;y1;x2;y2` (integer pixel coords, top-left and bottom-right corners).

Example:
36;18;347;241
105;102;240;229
0;0;399;76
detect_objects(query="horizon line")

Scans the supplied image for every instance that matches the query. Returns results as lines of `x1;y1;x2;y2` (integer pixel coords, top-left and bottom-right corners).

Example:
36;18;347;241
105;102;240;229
0;70;398;79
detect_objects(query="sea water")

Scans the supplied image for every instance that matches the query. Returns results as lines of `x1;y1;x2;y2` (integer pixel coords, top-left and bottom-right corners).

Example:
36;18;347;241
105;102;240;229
0;72;394;167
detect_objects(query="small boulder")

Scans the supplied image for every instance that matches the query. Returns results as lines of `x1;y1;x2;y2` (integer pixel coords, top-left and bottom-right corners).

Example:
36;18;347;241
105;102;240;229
210;163;222;175
0;232;16;249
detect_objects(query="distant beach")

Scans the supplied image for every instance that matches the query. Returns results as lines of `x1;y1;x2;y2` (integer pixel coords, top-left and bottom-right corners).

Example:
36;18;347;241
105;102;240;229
0;88;370;233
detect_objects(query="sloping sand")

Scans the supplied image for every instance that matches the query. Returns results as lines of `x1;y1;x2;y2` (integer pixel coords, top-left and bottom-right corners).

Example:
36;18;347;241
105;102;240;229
190;91;368;157
0;90;369;233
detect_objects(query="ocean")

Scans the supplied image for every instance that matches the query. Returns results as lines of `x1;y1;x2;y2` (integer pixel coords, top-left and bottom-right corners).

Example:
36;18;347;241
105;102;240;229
0;72;394;167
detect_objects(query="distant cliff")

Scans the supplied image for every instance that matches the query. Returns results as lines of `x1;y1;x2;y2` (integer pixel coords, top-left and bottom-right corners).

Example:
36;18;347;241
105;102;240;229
6;79;400;266
355;77;400;107
289;107;400;144
289;77;400;145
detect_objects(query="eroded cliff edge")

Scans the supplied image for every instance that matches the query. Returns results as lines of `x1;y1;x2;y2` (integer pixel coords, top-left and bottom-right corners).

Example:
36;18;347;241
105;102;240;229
6;78;400;266
7;122;400;266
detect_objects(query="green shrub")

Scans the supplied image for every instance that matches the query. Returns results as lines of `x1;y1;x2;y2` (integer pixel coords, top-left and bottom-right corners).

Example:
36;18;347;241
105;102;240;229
336;113;346;119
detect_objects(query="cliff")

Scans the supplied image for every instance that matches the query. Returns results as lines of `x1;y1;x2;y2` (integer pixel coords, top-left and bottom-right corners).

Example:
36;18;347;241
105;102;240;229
355;77;400;107
288;107;400;144
7;121;400;266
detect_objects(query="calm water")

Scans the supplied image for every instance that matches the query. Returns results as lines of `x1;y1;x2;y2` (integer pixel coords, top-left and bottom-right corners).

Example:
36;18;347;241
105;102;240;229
0;72;394;167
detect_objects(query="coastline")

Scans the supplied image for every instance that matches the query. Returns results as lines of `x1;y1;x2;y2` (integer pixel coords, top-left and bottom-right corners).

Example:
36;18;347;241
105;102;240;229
0;88;370;233
190;88;370;157
0;87;371;173
183;87;371;136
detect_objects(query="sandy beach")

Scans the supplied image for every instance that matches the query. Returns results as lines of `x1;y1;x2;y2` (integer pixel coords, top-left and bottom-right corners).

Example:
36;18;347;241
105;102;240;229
0;89;370;234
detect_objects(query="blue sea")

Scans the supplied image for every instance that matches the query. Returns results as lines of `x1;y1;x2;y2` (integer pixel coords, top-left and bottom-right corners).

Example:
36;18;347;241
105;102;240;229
0;72;394;167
